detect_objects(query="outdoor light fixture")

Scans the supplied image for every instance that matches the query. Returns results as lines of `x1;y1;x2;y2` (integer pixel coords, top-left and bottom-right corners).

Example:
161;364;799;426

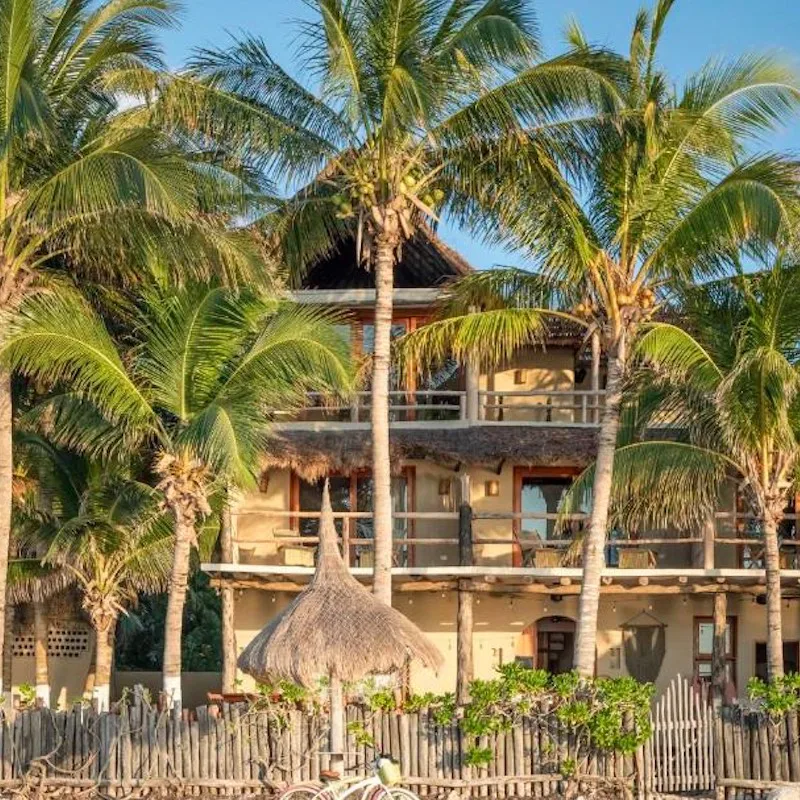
438;479;451;496
485;479;500;497
259;472;270;493
513;369;527;385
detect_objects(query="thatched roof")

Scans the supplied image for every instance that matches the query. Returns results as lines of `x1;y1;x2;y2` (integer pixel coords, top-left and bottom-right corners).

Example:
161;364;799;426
301;226;471;290
263;425;598;481
237;483;443;686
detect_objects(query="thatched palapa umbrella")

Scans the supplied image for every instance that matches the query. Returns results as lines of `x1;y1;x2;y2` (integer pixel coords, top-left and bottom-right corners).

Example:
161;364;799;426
238;482;442;773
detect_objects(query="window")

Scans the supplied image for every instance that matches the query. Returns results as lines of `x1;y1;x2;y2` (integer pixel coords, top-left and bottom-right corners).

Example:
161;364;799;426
293;470;414;566
755;641;799;680
694;616;737;686
513;468;583;566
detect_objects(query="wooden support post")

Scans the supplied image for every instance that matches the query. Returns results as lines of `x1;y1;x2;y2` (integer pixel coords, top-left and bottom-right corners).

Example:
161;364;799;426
712;592;727;800
591;330;601;423
220;492;237;695
704;515;716;570
329;674;344;775
456;475;474;705
712;592;727;705
465;355;480;422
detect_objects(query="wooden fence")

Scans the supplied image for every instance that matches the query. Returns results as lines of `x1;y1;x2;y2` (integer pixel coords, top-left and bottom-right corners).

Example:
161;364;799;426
0;678;796;798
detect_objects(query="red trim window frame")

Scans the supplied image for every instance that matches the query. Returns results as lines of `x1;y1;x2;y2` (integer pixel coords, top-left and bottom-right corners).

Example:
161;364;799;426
512;466;582;567
290;467;417;565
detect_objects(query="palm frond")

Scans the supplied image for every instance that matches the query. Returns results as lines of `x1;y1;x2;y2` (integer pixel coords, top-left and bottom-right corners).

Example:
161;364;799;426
0;290;157;440
399;306;577;374
560;441;737;534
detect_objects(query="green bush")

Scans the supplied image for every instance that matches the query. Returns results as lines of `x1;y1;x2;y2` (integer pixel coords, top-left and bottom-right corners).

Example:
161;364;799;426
748;673;800;717
406;666;654;755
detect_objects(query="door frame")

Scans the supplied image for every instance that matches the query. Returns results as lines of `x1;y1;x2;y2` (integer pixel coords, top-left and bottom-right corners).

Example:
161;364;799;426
512;466;582;567
518;615;577;674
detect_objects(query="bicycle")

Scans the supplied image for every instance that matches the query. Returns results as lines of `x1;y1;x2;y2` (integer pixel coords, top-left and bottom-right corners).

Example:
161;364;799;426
279;756;420;800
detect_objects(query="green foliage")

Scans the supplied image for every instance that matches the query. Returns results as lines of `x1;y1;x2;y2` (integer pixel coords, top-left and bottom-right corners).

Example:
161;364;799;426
17;683;36;708
402;692;438;713
748;673;800;717
560;757;577;778
171;0;628;281
403;691;456;725
347;720;376;748
404;666;654;756
463;746;493;767
114;572;222;672
368;689;397;712
430;694;457;726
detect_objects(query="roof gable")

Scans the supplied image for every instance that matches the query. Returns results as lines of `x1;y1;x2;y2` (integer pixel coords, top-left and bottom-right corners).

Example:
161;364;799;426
301;227;472;290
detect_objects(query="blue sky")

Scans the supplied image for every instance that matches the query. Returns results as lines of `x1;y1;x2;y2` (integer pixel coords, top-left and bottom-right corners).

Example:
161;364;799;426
161;0;800;270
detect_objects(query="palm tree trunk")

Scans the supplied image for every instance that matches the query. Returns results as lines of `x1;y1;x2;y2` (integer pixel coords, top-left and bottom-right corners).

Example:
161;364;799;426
3;602;13;706
573;333;626;677
33;601;50;708
83;635;97;699
0;369;12;702
762;510;784;680
93;623;117;712
371;233;396;606
220;495;237;694
162;511;194;706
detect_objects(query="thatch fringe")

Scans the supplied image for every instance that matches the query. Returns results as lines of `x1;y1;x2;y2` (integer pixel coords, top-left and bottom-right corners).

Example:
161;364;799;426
262;426;598;481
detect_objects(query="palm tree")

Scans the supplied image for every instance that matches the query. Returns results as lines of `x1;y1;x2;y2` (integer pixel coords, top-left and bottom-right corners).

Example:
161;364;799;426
163;0;627;605
576;263;800;681
9;433;80;707
1;283;352;705
13;434;172;709
400;1;800;675
0;0;263;697
30;463;173;711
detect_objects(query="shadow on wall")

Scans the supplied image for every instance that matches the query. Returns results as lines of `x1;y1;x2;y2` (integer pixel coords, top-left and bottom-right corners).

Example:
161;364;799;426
113;672;222;709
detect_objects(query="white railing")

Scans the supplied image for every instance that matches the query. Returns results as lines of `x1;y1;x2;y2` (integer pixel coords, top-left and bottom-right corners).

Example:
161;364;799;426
480;389;604;424
222;509;800;571
273;388;606;427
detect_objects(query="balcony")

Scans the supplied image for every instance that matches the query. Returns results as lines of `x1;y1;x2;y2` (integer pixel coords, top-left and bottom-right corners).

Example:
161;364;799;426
203;509;800;593
272;388;606;430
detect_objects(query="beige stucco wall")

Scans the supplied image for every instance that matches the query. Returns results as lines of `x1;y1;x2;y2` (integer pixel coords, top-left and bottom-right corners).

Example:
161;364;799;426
233;469;293;564
231;588;800;699
480;347;576;423
11;631;95;709
112;671;222;709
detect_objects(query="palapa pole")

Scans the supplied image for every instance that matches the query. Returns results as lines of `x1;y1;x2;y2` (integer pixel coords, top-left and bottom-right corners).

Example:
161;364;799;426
329;673;345;774
318;482;346;775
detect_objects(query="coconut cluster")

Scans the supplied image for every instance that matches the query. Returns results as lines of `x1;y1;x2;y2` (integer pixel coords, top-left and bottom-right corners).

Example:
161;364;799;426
572;286;657;324
330;162;446;220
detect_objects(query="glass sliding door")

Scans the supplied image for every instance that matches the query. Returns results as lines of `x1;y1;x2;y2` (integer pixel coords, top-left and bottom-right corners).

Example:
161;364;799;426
293;470;413;566
513;468;581;567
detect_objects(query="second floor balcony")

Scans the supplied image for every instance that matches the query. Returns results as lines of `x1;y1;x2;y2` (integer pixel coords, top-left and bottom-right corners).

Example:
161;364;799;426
273;387;607;430
204;506;800;591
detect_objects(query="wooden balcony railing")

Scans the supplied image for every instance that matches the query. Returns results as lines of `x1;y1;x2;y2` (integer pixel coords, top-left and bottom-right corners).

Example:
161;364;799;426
272;388;606;427
225;510;800;572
